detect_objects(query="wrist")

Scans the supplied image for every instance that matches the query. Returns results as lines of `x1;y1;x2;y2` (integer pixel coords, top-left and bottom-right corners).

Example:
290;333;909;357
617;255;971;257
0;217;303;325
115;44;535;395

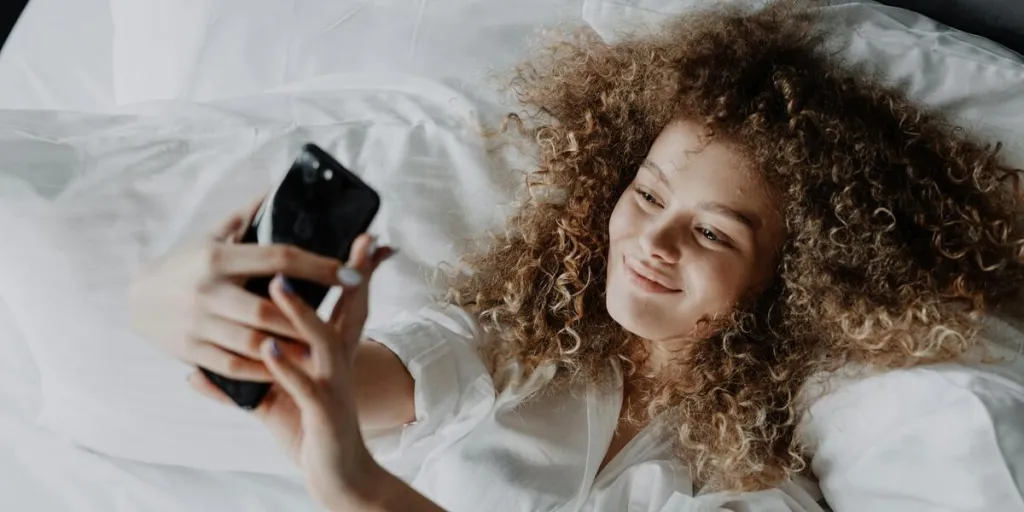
326;458;391;512
326;458;444;512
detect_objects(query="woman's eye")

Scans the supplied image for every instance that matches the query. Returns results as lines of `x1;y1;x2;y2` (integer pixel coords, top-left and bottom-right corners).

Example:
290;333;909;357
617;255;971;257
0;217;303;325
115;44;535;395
697;227;722;243
633;187;661;207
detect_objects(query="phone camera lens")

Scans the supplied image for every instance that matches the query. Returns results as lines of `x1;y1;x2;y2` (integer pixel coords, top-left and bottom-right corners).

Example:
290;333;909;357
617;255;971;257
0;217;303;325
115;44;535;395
302;164;318;183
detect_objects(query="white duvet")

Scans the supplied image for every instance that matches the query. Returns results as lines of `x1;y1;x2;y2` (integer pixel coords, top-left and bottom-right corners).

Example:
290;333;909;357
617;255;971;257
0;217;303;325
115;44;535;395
0;378;316;511
0;74;527;510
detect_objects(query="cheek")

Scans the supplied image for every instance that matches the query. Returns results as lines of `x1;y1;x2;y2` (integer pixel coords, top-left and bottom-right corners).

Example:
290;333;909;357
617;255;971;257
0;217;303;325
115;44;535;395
685;257;751;310
608;193;640;244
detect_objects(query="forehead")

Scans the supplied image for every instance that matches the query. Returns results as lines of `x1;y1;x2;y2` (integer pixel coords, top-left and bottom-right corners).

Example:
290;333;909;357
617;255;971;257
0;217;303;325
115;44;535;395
645;121;769;205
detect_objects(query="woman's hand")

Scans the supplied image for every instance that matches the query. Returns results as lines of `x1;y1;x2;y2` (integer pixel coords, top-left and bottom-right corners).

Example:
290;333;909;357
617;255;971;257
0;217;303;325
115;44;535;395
195;234;417;510
127;196;345;381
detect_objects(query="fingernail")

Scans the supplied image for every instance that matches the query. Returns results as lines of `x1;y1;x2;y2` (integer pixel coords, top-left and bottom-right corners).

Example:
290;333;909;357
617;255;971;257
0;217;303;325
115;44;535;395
268;338;282;358
276;273;294;294
337;267;363;287
366;235;379;256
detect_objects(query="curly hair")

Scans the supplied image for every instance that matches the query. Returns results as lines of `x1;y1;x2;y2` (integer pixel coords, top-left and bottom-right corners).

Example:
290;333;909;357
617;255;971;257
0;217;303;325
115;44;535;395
445;0;1024;492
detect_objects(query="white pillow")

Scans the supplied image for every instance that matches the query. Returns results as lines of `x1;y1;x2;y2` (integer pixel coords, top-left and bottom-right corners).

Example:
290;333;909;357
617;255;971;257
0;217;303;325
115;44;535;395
109;0;584;106
0;76;523;473
797;330;1024;511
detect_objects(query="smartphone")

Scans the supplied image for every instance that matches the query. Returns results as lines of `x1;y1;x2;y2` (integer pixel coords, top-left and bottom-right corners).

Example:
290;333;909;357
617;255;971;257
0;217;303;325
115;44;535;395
201;143;381;410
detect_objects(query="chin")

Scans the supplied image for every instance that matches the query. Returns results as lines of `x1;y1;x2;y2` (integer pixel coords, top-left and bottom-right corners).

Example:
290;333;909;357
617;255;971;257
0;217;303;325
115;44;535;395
605;286;668;341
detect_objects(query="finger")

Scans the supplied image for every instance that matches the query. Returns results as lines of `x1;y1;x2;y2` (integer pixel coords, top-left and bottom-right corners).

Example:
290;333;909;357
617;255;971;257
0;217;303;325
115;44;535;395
187;369;236;405
197;314;282;359
199;284;301;340
197;314;310;362
250;385;301;444
260;338;324;414
327;235;377;326
193;342;273;382
346;233;378;273
328;245;396;329
269;275;335;375
204;244;342;286
330;235;386;342
364;245;397;276
211;194;266;242
211;216;245;243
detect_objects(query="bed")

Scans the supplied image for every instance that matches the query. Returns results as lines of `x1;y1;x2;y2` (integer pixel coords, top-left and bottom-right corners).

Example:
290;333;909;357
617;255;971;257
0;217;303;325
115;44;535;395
0;1;1022;510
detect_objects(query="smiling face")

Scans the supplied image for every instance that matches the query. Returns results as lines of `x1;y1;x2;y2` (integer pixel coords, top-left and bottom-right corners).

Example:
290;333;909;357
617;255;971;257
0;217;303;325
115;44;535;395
606;120;784;352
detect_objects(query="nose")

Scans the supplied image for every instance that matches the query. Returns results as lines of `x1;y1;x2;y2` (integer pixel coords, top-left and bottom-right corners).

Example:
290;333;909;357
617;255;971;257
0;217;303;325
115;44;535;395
638;216;682;264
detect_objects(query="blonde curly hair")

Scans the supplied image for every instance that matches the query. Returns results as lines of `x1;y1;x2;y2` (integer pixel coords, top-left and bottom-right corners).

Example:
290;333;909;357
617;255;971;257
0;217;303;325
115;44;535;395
445;0;1024;492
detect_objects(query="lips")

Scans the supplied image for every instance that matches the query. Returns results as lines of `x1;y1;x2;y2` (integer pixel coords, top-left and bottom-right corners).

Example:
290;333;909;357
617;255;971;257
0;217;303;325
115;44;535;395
623;255;681;293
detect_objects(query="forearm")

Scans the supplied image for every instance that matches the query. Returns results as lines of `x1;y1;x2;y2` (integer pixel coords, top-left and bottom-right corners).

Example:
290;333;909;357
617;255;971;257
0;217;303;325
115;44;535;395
339;463;446;512
352;339;416;430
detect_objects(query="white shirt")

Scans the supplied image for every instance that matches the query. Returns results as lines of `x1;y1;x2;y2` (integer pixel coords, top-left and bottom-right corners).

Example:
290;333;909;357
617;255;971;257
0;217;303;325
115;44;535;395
364;305;1024;512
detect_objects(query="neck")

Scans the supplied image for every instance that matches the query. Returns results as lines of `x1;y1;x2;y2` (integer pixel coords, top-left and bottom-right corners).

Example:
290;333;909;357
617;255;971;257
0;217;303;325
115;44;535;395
641;340;672;376
638;334;695;377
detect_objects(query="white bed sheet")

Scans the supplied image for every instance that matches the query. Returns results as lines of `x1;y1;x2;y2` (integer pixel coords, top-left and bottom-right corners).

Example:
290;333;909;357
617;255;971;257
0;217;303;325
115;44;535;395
0;288;312;511
108;0;583;107
0;401;317;512
0;133;314;509
0;71;528;507
0;1;574;506
2;1;1024;510
0;0;116;111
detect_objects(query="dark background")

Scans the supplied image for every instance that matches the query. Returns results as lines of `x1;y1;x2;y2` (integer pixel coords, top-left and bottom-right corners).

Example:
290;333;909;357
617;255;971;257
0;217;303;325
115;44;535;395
879;0;1024;56
2;0;28;50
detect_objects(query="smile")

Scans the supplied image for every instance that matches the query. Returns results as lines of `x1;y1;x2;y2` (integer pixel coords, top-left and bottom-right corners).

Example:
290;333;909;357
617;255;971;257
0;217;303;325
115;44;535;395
623;255;682;294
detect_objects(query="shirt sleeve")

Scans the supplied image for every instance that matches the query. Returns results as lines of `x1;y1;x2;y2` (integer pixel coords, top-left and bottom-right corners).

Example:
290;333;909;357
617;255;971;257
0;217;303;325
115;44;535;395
362;304;497;480
800;364;1024;512
656;480;826;511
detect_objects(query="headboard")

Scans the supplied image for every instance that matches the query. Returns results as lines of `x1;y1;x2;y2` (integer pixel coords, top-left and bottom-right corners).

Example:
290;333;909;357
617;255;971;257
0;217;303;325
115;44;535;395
876;0;1024;56
1;0;28;51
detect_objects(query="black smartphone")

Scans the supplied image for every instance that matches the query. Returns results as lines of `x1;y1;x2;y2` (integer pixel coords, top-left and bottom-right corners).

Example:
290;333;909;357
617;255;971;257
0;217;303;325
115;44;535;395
201;143;381;410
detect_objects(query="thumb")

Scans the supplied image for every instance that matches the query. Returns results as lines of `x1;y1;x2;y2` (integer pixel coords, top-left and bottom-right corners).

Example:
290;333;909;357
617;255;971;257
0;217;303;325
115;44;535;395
261;338;324;415
211;193;266;242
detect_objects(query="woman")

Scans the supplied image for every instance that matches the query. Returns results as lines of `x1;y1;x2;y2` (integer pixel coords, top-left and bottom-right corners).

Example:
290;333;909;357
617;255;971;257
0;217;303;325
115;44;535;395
129;2;1024;510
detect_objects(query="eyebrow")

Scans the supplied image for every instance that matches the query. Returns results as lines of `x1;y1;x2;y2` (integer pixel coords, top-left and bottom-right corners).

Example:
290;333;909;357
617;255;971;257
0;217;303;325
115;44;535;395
697;201;761;230
640;159;761;230
641;159;670;184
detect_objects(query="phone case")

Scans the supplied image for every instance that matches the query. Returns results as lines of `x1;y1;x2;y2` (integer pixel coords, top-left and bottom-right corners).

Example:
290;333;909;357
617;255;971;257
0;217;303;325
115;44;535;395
201;143;381;410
